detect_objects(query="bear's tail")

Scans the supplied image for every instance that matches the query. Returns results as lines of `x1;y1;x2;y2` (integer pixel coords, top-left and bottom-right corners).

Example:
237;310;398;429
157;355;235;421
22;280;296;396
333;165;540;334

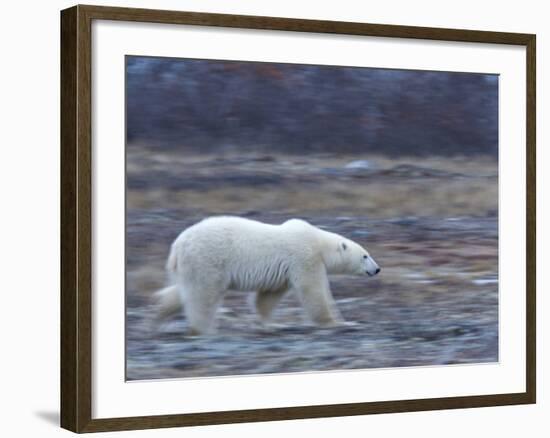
166;242;178;275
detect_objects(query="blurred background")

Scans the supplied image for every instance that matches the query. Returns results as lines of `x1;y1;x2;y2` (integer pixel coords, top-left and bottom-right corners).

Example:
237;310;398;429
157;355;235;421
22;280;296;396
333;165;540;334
125;56;498;380
126;57;498;156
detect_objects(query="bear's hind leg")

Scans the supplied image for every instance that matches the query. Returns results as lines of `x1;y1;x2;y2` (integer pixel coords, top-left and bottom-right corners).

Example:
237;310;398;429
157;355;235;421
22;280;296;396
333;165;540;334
151;285;182;327
180;284;225;335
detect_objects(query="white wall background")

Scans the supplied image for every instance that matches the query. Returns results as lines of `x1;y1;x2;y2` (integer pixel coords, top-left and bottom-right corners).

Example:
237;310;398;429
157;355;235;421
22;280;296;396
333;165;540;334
0;0;545;436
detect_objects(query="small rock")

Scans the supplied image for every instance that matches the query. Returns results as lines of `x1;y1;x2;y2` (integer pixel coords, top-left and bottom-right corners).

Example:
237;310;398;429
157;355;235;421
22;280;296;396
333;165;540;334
344;160;375;170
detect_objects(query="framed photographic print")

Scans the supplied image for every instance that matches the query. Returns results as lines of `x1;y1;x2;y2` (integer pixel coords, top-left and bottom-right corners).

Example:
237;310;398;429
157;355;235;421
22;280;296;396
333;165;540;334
60;4;536;433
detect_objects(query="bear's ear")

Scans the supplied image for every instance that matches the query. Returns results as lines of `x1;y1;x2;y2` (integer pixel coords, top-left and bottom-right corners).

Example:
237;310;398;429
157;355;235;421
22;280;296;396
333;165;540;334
341;242;347;251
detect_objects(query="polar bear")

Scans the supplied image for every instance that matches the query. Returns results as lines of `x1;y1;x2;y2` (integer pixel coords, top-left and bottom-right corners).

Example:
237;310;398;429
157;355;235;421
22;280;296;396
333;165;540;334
153;216;380;334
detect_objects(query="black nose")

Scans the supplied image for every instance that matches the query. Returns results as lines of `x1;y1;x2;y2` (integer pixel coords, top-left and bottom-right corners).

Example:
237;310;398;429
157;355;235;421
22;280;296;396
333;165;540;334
375;268;381;274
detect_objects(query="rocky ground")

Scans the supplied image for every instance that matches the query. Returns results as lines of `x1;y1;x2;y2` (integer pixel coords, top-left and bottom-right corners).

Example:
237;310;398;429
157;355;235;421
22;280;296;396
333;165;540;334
125;150;498;380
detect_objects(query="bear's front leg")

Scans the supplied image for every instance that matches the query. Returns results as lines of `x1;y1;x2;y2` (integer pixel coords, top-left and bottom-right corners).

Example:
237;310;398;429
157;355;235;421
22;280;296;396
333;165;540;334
255;285;290;323
293;264;344;327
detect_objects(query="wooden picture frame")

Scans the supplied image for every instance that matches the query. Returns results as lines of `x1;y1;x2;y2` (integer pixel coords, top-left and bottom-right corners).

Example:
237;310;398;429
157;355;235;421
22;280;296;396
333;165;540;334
61;4;536;433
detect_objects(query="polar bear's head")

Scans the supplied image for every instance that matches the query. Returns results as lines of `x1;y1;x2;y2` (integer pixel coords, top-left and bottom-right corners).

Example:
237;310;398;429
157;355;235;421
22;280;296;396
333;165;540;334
325;235;380;277
339;238;380;276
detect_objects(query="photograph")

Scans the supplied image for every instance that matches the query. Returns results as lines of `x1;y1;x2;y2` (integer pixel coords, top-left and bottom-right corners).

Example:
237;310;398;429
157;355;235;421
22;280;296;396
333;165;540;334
125;55;499;381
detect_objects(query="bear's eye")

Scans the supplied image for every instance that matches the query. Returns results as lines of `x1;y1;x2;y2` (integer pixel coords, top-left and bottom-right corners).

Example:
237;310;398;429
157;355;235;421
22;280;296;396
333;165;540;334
341;242;347;250
363;255;368;259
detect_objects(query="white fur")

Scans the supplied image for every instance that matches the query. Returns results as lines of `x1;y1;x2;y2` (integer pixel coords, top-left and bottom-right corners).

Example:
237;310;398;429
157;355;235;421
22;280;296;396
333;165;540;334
153;216;379;334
